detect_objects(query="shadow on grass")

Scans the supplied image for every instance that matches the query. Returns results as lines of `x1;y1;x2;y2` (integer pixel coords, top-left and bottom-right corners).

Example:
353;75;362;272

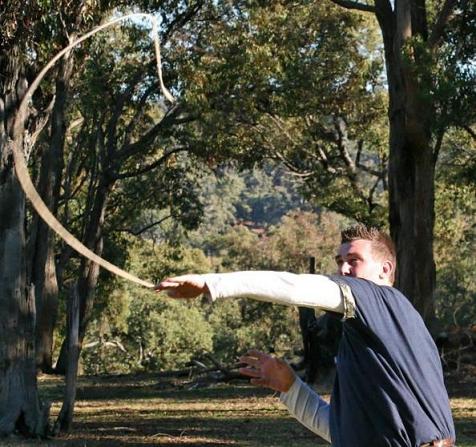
31;372;475;447
41;376;275;403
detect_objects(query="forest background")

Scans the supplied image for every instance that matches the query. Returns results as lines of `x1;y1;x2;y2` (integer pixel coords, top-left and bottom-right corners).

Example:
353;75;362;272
0;0;475;439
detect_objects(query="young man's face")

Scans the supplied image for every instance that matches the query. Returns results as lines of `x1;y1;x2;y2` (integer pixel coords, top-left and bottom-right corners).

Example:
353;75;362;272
335;239;390;285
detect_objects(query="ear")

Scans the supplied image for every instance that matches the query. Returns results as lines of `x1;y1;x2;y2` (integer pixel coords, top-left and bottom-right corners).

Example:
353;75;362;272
380;260;394;283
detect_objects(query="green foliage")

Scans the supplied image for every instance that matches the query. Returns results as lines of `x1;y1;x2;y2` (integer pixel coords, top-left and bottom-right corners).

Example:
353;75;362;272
80;238;213;374
174;1;389;224
127;294;214;371
207;299;301;364
206;208;348;274
261;210;348;273
82;291;214;374
80;207;349;373
186;163;312;255
201;209;349;364
434;128;476;327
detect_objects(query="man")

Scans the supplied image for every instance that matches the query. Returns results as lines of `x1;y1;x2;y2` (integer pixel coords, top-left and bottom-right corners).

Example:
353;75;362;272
156;225;455;447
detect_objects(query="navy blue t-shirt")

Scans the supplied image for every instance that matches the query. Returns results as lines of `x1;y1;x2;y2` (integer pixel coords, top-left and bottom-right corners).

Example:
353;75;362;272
328;276;455;447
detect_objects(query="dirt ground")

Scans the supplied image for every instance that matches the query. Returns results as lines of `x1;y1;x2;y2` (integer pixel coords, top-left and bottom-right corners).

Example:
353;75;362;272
2;365;475;447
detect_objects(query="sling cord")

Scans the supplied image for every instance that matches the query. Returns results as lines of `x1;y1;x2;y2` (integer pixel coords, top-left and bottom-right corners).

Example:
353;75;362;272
11;13;176;289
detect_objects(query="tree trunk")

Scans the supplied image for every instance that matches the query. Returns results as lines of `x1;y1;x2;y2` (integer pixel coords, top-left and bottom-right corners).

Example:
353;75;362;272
54;283;80;433
388;120;436;326
29;55;74;372
54;182;110;374
0;50;49;436
375;0;437;328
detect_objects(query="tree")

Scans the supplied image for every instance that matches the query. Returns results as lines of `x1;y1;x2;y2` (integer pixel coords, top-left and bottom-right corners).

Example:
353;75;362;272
178;0;475;326
0;2;56;437
328;0;476;326
53;9;208;373
0;0;209;435
178;1;390;226
433;128;475;328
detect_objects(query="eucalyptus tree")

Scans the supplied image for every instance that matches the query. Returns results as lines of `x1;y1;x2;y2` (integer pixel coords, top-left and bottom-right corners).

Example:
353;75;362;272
27;3;116;374
0;0;208;436
327;0;476;325
176;0;475;325
44;8;211;372
0;0;89;436
177;2;389;223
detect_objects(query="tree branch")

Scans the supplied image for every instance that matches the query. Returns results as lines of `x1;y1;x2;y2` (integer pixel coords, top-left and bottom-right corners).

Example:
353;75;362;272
273;154;314;178
161;0;205;44
462;125;476;141
106;69;146;158
428;0;458;47
433;128;446;165
355;140;386;178
114;146;186;180
330;0;376;13
333;117;369;202
122;81;160;149
118;103;193;160
113;215;172;236
24;95;56;160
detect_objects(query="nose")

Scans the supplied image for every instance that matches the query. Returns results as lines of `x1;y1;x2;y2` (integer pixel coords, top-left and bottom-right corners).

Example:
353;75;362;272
338;262;352;276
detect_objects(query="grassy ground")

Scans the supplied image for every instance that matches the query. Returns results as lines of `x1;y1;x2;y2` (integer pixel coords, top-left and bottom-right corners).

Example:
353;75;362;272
3;368;475;447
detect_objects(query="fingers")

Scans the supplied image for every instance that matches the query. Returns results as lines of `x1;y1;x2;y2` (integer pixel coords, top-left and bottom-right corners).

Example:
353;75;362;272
156;279;181;290
154;275;206;299
239;350;295;392
155;280;182;298
155;276;188;291
239;350;267;363
239;367;261;378
239;355;260;368
250;378;269;388
239;350;274;390
239;351;266;381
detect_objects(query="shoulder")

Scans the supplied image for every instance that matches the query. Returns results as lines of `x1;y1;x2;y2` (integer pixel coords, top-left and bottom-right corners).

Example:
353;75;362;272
328;275;407;302
327;275;418;322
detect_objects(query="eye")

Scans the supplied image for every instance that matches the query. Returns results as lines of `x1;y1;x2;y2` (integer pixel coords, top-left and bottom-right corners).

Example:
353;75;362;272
349;258;359;266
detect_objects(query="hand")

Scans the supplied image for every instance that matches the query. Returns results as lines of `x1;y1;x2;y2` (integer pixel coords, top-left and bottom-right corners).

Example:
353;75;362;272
155;274;209;298
239;350;296;393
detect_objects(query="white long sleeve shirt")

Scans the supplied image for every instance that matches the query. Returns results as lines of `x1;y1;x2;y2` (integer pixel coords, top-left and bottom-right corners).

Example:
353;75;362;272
202;271;348;444
281;376;332;442
203;271;344;313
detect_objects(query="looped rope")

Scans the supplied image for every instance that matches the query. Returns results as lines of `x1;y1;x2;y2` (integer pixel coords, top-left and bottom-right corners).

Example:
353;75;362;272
12;13;174;289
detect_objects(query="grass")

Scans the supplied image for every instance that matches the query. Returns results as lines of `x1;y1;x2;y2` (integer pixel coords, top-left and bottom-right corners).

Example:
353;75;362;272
2;369;475;446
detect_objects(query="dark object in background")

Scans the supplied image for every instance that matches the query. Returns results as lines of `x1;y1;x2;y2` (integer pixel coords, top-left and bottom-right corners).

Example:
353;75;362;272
298;257;342;384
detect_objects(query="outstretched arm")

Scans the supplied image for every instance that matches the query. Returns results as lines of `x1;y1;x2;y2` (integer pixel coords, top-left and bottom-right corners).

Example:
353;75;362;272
156;271;344;313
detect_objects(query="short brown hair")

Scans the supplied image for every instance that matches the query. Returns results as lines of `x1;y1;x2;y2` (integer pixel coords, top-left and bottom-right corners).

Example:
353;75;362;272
341;224;397;281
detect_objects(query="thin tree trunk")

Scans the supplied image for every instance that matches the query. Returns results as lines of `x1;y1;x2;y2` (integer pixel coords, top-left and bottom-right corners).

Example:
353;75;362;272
55;182;110;374
29;54;74;372
54;283;80;433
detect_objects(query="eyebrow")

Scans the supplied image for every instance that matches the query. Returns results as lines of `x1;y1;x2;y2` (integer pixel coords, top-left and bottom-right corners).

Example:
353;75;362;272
335;252;363;262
